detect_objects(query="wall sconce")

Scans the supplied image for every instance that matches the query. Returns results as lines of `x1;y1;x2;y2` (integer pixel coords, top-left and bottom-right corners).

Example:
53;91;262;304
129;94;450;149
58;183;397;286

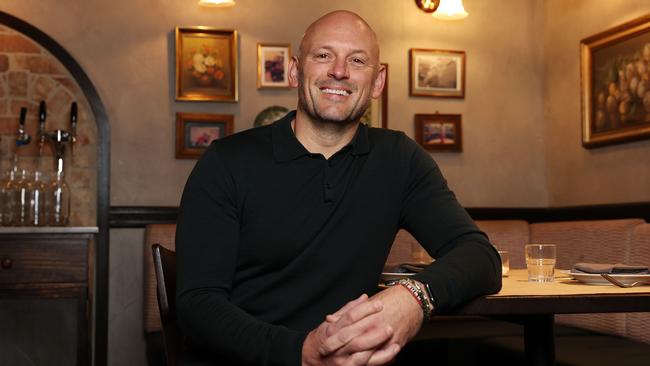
198;0;235;7
415;0;469;20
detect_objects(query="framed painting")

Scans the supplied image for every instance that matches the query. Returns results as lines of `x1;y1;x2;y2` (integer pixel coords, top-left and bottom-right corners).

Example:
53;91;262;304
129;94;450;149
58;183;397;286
175;27;238;102
409;48;465;98
257;43;291;88
414;113;462;152
360;63;388;128
580;14;650;148
176;112;234;159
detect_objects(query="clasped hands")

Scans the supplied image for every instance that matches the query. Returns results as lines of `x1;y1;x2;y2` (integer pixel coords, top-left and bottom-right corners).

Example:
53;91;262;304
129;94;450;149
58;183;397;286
302;284;424;366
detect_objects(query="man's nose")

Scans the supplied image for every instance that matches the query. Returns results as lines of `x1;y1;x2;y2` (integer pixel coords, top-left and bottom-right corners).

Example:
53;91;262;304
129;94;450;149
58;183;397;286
328;58;349;80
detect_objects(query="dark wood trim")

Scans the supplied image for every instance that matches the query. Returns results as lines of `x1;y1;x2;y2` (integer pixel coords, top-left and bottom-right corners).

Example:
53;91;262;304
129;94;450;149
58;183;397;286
109;202;650;228
466;202;650;223
0;11;111;366
109;206;179;228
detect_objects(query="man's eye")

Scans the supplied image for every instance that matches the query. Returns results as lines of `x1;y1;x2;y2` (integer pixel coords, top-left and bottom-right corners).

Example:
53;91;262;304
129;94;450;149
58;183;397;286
316;53;330;59
351;58;365;65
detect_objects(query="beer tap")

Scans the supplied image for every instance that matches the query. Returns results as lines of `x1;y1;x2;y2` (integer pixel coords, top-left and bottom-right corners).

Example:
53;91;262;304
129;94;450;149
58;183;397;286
40;101;77;226
70;102;77;159
16;107;30;146
38;101;46;156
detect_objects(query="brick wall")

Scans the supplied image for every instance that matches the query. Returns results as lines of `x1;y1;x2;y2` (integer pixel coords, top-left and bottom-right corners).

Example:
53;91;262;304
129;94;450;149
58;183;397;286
0;25;97;226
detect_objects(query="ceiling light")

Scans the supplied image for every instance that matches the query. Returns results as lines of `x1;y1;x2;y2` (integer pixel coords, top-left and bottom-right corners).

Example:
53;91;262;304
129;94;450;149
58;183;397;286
432;0;469;20
198;0;236;7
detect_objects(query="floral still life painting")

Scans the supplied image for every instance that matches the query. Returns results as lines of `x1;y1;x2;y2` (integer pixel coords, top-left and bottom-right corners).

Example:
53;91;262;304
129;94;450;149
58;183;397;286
581;14;650;147
176;113;234;159
176;27;238;102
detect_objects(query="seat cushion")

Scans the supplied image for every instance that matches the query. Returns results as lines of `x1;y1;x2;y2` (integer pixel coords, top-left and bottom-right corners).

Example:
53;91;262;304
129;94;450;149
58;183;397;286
387;229;420;265
626;223;650;345
476;220;530;269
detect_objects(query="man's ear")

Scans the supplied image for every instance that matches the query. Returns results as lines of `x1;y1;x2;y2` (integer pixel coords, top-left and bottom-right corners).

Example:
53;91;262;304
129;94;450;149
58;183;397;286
371;64;386;99
288;56;300;88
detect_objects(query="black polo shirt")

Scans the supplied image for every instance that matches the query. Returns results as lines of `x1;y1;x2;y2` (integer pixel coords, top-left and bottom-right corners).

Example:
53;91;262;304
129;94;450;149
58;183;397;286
176;111;501;366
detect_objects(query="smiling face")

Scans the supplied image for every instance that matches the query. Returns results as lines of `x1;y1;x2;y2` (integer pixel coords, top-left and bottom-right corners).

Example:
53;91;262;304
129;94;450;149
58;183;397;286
289;11;385;126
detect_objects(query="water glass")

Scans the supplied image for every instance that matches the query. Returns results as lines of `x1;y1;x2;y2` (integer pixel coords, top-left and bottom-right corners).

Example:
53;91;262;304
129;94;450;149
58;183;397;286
498;250;510;277
525;244;556;282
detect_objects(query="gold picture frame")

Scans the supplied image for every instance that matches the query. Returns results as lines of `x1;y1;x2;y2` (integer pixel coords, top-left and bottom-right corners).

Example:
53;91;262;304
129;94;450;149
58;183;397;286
175;27;238;102
414;113;462;152
176;113;234;159
257;43;291;89
581;14;650;148
409;48;465;98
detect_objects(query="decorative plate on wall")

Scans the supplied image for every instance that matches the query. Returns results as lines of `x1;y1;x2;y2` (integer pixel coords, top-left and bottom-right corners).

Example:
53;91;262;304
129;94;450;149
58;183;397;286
254;106;289;127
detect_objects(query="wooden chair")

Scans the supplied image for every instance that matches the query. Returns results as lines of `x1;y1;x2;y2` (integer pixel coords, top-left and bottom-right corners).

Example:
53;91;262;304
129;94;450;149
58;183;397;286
152;243;180;366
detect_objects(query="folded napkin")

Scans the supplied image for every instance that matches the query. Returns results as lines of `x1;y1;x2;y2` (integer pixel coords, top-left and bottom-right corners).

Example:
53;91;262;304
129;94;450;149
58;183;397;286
383;262;429;274
573;262;650;274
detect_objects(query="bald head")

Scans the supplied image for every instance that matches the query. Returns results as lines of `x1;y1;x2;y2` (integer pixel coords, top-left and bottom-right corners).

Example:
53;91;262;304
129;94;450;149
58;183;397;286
287;10;386;129
299;10;380;62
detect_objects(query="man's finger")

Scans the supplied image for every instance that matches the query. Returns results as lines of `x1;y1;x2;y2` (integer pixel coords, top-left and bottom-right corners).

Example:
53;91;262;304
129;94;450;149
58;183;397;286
327;299;383;338
367;343;401;366
320;313;390;355
340;324;393;355
346;350;373;366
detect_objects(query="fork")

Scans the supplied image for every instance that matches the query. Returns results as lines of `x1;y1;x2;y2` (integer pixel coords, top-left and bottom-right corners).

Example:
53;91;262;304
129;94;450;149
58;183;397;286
600;273;650;288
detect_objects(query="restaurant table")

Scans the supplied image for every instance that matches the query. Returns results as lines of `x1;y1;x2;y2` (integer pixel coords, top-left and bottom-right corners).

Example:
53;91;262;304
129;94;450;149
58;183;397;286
449;269;650;366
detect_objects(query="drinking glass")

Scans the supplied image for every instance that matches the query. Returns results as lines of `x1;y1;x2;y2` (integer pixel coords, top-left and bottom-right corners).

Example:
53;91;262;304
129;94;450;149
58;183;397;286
498;250;510;277
525;244;556;282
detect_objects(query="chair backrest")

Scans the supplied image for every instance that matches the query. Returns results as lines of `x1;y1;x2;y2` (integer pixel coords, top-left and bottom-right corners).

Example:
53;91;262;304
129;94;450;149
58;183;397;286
144;224;177;334
152;243;180;366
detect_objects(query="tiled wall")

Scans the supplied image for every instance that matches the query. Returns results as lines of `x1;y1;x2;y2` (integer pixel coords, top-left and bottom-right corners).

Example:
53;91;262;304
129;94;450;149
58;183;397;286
0;25;96;226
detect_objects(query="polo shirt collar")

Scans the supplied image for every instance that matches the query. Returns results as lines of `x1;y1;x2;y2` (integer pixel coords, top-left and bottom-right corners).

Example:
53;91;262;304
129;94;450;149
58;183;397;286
272;110;370;162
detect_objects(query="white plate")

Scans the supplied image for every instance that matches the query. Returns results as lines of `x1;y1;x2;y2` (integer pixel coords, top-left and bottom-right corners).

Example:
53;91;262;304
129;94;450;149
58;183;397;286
380;272;416;282
568;270;650;286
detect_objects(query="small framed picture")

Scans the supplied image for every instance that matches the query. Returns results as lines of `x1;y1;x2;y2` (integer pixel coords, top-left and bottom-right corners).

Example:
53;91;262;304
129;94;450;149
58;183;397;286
580;14;650;148
360;63;388;128
409;48;465;98
257;43;291;88
414;113;462;152
175;113;234;159
175;27;238;102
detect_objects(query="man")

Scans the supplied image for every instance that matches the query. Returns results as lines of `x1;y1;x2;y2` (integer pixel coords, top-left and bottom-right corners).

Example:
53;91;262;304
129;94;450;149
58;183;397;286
176;10;501;366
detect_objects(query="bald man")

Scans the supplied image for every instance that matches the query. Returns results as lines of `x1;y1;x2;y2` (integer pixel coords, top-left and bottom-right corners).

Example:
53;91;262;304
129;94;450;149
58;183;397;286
176;10;501;366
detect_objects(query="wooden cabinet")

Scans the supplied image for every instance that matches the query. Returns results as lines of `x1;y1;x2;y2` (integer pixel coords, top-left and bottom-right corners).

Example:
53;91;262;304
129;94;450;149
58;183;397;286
0;227;97;366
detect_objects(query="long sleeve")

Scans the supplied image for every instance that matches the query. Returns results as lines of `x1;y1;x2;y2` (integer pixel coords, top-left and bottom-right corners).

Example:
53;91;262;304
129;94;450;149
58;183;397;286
399;139;502;313
175;143;307;366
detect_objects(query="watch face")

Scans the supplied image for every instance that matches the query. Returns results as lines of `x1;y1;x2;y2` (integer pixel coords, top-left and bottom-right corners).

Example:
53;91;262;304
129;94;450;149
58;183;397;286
422;282;436;306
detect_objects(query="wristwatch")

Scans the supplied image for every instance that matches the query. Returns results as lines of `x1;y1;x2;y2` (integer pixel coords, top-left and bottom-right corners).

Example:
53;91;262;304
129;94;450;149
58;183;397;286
420;281;437;314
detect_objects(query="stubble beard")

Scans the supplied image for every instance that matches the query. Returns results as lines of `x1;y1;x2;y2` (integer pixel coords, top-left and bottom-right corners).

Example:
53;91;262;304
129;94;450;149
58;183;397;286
297;71;371;130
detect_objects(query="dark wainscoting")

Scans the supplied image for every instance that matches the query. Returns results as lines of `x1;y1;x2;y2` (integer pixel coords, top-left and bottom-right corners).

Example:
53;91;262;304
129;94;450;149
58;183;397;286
109;202;650;228
109;206;178;228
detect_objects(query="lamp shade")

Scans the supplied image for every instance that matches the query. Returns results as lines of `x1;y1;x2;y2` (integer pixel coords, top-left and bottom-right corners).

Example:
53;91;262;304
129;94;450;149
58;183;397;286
198;0;235;7
433;0;468;20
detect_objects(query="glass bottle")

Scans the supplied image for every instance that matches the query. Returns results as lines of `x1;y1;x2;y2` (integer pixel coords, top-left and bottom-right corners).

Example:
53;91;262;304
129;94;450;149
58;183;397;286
48;162;69;226
0;169;16;226
13;169;32;226
29;170;48;226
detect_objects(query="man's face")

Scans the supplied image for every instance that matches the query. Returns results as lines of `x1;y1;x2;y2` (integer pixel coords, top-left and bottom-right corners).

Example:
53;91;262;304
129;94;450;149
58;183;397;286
289;15;385;125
